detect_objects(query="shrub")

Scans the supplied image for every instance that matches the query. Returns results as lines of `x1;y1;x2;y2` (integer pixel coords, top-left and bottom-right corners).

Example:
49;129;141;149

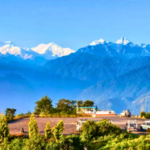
52;120;64;142
80;120;97;143
140;111;146;117
146;112;150;119
22;136;46;150
0;112;9;143
26;111;31;116
63;134;84;150
28;114;39;139
45;122;52;139
96;119;122;137
46;141;60;150
9;138;26;150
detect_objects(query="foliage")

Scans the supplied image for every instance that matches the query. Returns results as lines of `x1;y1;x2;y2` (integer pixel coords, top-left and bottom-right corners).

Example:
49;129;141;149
1;117;150;150
5;108;16;120
59;134;84;150
9;138;26;150
82;100;94;107
0;112;9;143
80;120;97;143
45;122;52;139
146;112;150;119
140;111;146;117
46;141;60;150
57;99;76;114
22;136;46;150
77;100;83;107
96;119;123;137
26;111;31;115
35;95;53;115
77;100;94;108
16;113;25;116
140;111;150;119
52;120;64;142
28;114;39;139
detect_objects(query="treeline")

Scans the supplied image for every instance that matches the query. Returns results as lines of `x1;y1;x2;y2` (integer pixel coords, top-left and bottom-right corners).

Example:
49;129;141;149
140;111;150;118
34;96;95;115
4;96;96;119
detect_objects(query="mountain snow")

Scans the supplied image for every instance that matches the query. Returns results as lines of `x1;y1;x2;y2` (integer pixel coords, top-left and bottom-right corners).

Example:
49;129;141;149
116;37;131;45
90;37;131;46
0;43;22;55
0;41;75;60
31;43;75;57
90;39;108;45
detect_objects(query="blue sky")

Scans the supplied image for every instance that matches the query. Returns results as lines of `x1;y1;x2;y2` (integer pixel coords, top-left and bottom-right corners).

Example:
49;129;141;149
0;0;150;50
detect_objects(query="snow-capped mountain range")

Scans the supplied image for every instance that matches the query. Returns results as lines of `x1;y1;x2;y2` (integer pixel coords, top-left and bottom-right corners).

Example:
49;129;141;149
80;37;150;58
1;37;150;61
0;41;75;60
1;37;150;114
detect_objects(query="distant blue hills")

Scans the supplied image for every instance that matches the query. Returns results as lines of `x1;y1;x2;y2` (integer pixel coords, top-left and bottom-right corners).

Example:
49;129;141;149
1;37;150;115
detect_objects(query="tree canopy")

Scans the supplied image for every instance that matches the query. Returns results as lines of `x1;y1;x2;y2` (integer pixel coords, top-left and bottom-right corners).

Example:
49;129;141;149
77;100;94;107
34;96;53;115
56;99;76;114
5;108;16;119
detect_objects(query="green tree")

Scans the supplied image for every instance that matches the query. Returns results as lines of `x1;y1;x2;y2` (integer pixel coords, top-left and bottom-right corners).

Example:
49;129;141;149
52;120;64;143
96;119;122;137
82;100;94;107
5;108;16;119
140;111;146;117
80;120;97;143
146;112;150;118
28;114;39;139
45;122;52;139
0;112;9;143
26;111;31;116
77;100;83;107
57;99;76;114
34;95;53;115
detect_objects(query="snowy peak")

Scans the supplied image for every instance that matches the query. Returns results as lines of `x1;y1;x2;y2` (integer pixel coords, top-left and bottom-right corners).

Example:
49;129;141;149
90;38;108;45
78;37;150;57
116;37;131;45
0;42;21;56
31;43;75;57
0;41;75;60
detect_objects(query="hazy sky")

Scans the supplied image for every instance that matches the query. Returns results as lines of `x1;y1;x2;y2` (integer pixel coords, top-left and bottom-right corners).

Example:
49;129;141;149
0;0;150;50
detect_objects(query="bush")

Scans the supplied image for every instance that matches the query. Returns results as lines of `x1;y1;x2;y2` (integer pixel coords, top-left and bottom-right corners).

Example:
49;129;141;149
46;141;60;150
28;114;39;139
45;122;52;139
96;119;122;137
63;134;84;150
146;112;150;119
0;112;9;143
80;120;97;143
22;136;46;150
26;111;31;116
52;120;64;142
140;111;146;117
9;138;26;150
